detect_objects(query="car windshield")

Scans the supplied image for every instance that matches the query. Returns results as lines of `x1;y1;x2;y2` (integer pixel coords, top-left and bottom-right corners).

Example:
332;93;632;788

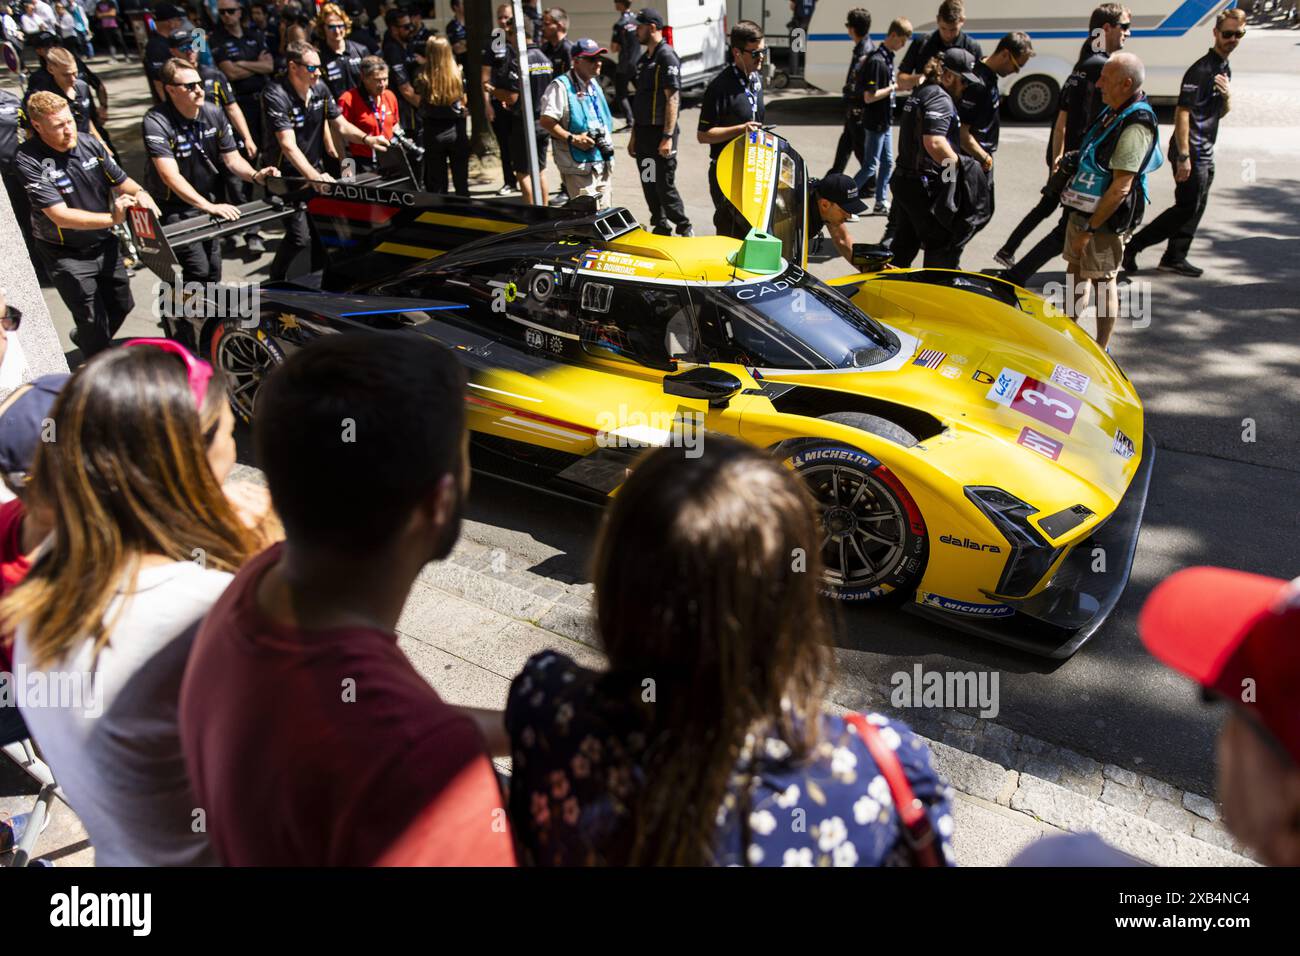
722;272;899;370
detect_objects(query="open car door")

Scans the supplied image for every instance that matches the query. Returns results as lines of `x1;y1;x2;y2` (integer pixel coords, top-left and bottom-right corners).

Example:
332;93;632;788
712;130;809;268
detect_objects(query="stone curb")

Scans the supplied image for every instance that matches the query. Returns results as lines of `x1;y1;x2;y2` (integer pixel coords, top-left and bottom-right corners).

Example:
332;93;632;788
427;536;1257;867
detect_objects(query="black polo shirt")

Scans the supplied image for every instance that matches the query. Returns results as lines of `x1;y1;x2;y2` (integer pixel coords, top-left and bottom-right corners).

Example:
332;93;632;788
142;100;237;212
807;177;825;237
321;39;369;98
199;63;235;108
843;36;873;103
899;30;983;76
1060;49;1107;152
381;32;412;87
896;82;957;179
24;79;96;134
262;78;340;172
0;90;20;171
857;43;895;131
698;65;764;160
212;26;271;98
1179;49;1231;163
633;40;681;129
29;56;103;96
447;17;467;66
16;133;127;248
611;11;639;75
144;31;173;89
499;44;553;120
958;59;1000;153
543;37;574;77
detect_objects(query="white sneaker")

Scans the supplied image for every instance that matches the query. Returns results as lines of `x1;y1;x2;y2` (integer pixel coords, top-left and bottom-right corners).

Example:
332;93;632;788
846;214;861;223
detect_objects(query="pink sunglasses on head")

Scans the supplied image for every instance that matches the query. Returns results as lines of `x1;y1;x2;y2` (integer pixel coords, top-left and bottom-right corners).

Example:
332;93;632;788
123;338;214;409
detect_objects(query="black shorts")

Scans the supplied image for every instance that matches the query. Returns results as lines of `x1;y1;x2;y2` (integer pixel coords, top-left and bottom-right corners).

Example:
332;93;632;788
507;115;549;176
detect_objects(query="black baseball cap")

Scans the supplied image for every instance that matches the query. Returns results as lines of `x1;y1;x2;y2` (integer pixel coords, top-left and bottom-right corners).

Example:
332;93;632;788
168;28;197;46
941;48;981;85
636;8;663;28
816;173;868;215
153;2;185;21
0;374;69;487
29;30;59;48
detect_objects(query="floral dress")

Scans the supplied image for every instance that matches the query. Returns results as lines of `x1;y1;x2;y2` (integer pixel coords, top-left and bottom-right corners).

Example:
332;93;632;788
505;651;957;867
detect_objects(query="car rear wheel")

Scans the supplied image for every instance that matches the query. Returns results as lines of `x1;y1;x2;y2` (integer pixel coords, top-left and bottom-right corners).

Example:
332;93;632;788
778;413;928;603
1007;75;1059;123
210;318;284;424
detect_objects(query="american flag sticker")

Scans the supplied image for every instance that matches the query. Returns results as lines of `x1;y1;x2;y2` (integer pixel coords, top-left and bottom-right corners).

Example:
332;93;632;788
913;348;947;370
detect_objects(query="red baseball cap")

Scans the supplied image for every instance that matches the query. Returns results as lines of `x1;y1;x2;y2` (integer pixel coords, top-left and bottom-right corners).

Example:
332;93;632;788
1139;567;1300;766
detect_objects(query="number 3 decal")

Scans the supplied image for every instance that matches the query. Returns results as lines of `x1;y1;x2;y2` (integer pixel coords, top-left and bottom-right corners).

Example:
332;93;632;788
1021;389;1076;419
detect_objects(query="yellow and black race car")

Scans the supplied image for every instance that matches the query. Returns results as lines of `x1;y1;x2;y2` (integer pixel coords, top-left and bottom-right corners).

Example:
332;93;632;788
132;132;1152;658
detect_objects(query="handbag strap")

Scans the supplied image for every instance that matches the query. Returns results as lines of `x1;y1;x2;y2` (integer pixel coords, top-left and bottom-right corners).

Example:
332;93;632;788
844;713;944;867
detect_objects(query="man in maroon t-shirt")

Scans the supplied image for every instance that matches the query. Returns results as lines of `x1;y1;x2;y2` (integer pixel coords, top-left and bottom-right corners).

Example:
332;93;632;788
179;335;515;866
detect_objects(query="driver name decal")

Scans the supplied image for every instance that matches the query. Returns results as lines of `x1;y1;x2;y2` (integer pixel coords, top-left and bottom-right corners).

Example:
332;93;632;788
987;367;1082;435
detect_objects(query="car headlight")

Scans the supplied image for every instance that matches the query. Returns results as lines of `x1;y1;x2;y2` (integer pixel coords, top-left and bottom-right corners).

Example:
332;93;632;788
964;486;1063;597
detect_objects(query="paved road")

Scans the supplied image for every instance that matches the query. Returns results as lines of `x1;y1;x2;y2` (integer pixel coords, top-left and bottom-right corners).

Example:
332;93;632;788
14;29;1300;795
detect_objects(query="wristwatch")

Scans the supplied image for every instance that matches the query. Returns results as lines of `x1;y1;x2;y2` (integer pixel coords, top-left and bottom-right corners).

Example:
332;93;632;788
1084;221;1099;235
661;131;673;140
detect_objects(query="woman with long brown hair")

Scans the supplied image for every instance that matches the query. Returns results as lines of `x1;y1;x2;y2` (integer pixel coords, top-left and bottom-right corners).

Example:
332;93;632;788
504;437;955;866
414;34;469;195
1;340;262;865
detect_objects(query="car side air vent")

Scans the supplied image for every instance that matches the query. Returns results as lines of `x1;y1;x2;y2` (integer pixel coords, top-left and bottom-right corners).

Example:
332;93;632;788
587;207;640;241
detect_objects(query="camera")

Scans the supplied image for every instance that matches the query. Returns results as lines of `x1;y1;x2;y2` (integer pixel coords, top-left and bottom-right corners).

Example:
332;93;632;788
391;129;425;163
587;125;614;161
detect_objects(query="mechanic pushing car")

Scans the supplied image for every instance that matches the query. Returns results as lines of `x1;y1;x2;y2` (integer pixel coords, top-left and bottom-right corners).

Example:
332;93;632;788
261;40;389;281
806;173;868;270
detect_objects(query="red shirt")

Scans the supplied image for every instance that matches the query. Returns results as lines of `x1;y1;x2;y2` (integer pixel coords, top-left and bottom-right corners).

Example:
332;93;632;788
0;498;32;673
178;543;516;867
337;87;399;160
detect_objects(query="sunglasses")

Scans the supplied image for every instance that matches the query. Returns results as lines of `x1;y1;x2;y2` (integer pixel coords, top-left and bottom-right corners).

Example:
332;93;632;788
173;42;194;51
301;63;319;72
124;338;213;409
1118;21;1132;30
1220;29;1245;39
218;7;240;14
1;304;21;332
326;22;346;31
170;79;204;91
739;46;766;60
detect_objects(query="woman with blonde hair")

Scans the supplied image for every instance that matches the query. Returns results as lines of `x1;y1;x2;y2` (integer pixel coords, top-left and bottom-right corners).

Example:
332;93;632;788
2;339;273;865
415;34;469;195
316;1;367;97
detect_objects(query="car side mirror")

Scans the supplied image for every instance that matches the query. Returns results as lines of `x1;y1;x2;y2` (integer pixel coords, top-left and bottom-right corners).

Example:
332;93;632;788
851;243;893;272
663;367;743;407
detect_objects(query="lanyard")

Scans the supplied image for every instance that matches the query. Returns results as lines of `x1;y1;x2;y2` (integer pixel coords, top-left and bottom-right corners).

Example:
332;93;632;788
364;91;388;132
733;65;757;118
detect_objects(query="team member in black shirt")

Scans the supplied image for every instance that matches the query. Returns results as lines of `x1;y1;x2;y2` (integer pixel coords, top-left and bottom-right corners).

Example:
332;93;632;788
854;17;912;214
1125;8;1242;278
957;31;1033;225
486;19;554;204
25;47;99;140
609;0;639;129
261;40;387;280
27;31;110;141
0;88;37;267
541;7;574;76
896;0;982;91
168;29;257;161
317;2;369;98
446;0;467;67
629;8;691;236
890;50;968;269
482;4;519;195
17;90;158;357
380;6;420;135
698;20;765;239
143;58;280;284
143;3;185;103
806;173;869;269
828;7;871;179
997;3;1128;281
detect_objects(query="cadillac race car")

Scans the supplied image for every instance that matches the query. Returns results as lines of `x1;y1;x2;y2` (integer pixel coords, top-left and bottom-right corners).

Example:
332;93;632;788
128;132;1152;658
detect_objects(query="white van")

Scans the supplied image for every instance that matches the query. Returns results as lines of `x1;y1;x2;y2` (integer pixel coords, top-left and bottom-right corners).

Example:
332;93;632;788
728;0;1237;120
561;0;730;90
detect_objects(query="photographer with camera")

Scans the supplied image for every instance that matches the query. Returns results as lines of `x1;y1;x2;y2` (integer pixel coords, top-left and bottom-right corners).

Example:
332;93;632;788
539;37;614;209
337;55;400;173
